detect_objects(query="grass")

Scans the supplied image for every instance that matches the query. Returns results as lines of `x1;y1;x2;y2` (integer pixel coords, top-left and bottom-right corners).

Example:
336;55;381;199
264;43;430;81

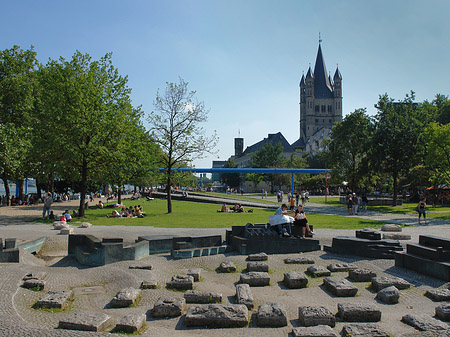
195;191;279;204
37;198;386;229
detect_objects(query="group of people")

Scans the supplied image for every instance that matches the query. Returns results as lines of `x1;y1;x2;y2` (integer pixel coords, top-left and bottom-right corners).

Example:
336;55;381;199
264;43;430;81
218;203;245;213
346;193;368;215
273;203;314;239
106;205;145;218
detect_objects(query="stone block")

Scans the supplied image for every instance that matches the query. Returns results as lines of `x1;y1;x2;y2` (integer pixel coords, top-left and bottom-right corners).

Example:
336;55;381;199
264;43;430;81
341;324;391;336
298;306;335;327
255;303;287;327
235;283;254;309
22;279;45;290
381;224;402;232
307;265;331;277
53;221;68;230
152;297;185;317
185;304;248;328
371;276;411;291
348;268;377;282
356;230;381;240
58;312;110;332
79;222;92;228
114;313;145;333
184;290;222;304
247;252;268;261
35;290;72;309
402;313;449;331
187;268;201;282
167;275;194;290
436;303;450;321
4;238;16;249
284;271;308;289
140;279;158;289
323;277;358;297
376;285;399;304
110;288;141;308
247;261;269;272
425;289;450;302
23;272;47;281
285;257;315;264
337;303;381;322
60;227;74;235
219;261;236;273
240;271;270;286
292;325;338;337
382;233;411;240
327;263;357;272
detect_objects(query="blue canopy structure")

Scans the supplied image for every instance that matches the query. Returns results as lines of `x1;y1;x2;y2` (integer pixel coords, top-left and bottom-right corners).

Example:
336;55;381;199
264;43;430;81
158;167;331;195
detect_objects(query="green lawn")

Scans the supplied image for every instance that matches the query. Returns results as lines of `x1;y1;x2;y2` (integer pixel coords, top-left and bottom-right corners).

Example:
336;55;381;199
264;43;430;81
39;198;386;229
194;191;279;204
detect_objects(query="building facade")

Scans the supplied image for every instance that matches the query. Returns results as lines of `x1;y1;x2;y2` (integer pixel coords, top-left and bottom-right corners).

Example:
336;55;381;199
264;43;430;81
292;42;342;151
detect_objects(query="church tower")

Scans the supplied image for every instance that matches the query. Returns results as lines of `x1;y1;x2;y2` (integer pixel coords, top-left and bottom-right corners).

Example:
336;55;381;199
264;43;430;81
295;39;342;151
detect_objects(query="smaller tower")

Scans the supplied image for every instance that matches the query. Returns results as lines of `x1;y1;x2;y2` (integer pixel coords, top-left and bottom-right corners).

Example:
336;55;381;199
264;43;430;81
234;138;244;157
333;66;342;122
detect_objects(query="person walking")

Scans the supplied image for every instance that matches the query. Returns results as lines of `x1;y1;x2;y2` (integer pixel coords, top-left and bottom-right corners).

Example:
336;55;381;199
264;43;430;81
42;192;53;218
417;197;427;225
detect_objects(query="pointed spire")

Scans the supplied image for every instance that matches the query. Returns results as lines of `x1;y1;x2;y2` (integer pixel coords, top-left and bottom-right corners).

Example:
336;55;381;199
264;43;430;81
306;66;313;79
300;74;305;86
333;65;342;80
313;43;333;98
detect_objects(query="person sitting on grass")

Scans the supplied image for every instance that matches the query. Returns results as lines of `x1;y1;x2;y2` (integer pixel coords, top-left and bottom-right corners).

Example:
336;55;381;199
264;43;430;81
97;200;104;209
63;210;72;222
293;205;314;238
217;203;232;213
48;211;55;220
232;203;245;213
106;209;121;218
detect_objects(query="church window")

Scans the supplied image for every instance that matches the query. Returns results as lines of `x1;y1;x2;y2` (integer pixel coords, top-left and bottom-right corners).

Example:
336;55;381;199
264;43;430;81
315;105;319;112
321;105;326;112
328;105;332;112
329;119;332;123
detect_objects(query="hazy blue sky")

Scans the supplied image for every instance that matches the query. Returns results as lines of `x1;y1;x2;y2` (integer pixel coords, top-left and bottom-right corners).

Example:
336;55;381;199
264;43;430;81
2;0;450;169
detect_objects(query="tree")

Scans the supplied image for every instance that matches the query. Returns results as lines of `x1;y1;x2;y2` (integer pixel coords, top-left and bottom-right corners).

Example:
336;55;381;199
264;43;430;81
327;108;373;192
424;122;450;184
37;51;139;216
148;78;217;213
372;92;427;206
221;158;240;188
0;45;38;202
250;142;285;192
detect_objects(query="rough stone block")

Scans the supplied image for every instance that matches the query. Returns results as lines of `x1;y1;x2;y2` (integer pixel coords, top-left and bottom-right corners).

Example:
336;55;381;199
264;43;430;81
219;261;236;273
298;306;335;327
235;283;254;309
425;289;450;302
114;313;145;333
327;263;357;272
436;303;450;321
382;233;411;240
371;276;411;291
187;268;201;282
348;268;377;282
79;222;92;228
341;324;391;336
53;221;68;230
184;290;222;304
58;312;110;332
35;290;72;309
307;265;331;277
247;252;268;261
110;288;141;308
22;279;45;290
285;257;315;264
402;313;449;331
376;285;399;304
60;227;74;235
337;303;381;322
381;223;402;232
4;238;16;249
292;325;338;337
240;271;270;286
140;279;158;289
284;271;308;289
185;304;248;328
152;297;185;317
323;277;358;297
23;272;47;281
255;303;287;327
167;275;194;290
247;261;269;272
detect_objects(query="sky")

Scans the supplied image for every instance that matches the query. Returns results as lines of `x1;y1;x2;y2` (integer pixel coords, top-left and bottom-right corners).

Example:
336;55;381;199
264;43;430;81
2;0;450;172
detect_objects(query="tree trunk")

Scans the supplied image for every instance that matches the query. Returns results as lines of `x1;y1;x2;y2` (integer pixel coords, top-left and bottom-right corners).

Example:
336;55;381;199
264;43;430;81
392;171;398;206
167;171;172;213
2;177;11;206
79;158;88;217
36;177;42;200
18;179;24;201
118;186;122;205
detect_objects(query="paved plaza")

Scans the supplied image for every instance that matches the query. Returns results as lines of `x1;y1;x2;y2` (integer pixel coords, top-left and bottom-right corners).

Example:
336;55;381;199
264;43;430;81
0;197;450;336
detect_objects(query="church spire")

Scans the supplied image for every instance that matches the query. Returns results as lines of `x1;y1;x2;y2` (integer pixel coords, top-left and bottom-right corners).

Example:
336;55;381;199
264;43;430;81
313;41;333;98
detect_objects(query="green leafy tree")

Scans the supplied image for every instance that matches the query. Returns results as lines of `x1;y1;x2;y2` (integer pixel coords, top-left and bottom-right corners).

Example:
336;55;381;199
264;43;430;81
250;142;285;192
327;108;373;192
372;92;427;206
221;158;240;188
37;51;139;216
424;122;450;184
148;78;217;213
